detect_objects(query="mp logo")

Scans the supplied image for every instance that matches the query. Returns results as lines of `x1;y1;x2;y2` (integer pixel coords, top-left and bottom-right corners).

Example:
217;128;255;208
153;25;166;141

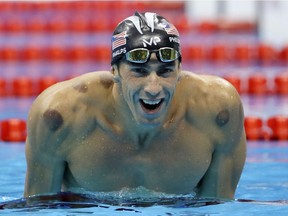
142;36;161;47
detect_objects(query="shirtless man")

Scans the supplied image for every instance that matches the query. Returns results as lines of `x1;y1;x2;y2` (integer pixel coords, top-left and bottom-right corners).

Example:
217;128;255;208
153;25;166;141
24;12;246;199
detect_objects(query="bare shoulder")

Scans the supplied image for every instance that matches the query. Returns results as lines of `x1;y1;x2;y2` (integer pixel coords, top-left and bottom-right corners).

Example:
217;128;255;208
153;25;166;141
179;70;242;109
30;71;113;119
34;70;113;107
178;71;245;149
179;71;239;98
27;71;114;152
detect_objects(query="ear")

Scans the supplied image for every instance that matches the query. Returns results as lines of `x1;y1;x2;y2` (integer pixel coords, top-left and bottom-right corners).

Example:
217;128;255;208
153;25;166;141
111;66;121;83
178;61;182;71
177;62;182;81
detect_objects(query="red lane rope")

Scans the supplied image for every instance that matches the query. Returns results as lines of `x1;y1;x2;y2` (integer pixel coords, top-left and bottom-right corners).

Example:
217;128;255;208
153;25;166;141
1;116;288;142
1;73;288;98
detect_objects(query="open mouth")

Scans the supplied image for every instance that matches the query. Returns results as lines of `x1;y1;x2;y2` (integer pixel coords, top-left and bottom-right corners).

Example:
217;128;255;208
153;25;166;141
140;99;164;113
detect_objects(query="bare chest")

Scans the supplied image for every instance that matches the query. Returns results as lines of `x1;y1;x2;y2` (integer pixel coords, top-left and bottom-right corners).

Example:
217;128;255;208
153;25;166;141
64;126;213;194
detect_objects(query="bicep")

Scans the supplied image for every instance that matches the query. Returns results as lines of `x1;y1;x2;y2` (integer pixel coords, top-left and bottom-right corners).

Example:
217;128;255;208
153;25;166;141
198;131;246;199
24;136;66;197
24;103;67;197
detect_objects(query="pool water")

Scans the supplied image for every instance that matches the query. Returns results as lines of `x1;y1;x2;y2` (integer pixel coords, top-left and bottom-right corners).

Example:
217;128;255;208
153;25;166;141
1;140;288;215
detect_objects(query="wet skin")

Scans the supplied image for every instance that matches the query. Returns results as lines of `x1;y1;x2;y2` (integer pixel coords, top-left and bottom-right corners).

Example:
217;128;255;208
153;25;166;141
24;55;246;199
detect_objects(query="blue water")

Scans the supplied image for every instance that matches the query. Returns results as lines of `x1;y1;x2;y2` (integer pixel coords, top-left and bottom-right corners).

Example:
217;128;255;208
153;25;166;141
1;141;288;215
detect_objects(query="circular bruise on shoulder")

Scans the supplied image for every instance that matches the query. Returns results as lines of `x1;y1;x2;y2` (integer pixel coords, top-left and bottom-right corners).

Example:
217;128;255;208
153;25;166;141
43;109;64;131
100;78;114;89
216;109;230;127
73;82;88;93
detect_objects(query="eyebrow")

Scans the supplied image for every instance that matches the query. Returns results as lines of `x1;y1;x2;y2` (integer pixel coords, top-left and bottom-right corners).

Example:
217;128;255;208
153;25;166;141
158;61;177;68
149;60;177;71
126;59;177;68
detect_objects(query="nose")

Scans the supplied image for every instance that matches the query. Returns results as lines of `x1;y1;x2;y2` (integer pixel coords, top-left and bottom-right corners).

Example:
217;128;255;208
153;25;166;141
144;72;162;97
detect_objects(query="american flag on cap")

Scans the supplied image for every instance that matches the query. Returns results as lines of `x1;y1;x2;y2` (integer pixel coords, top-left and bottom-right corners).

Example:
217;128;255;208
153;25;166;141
112;31;127;50
164;24;179;36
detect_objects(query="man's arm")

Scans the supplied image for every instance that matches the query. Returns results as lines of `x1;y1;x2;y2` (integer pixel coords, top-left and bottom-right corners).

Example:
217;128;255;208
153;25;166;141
24;95;67;197
197;131;246;199
24;138;66;197
197;77;247;199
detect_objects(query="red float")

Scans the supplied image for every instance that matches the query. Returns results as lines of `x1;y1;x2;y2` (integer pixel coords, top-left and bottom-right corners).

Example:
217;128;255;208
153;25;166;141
223;75;242;94
37;76;58;94
209;44;229;63
267;116;288;140
233;44;253;64
12;77;35;97
0;119;27;142
257;44;276;65
244;116;264;140
274;72;288;95
188;45;205;62
248;74;267;95
0;78;7;96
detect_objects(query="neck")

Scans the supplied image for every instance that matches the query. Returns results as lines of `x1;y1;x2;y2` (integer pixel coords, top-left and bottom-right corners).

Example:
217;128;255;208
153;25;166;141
112;84;163;149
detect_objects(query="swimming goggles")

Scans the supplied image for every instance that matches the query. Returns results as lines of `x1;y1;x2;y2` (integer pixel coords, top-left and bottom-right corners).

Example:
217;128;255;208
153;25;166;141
125;47;180;63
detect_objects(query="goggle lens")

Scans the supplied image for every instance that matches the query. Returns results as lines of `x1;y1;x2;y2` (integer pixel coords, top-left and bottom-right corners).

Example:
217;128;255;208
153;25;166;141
126;49;149;63
159;48;178;62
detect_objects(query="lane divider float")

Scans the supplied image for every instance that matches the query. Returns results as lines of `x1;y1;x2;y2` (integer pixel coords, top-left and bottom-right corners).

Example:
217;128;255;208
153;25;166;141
0;115;288;142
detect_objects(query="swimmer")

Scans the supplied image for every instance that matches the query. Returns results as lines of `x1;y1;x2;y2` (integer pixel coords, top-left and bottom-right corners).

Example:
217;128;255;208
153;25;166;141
24;12;246;199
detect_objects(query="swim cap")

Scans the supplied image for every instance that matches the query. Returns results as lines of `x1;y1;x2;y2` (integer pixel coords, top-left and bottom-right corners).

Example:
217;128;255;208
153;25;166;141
111;12;181;65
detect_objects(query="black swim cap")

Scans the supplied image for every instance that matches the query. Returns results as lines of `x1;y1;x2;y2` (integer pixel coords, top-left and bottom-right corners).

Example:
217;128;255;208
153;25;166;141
111;12;181;65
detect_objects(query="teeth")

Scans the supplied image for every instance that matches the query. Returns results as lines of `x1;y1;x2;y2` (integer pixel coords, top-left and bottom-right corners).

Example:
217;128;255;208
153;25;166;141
142;99;161;105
